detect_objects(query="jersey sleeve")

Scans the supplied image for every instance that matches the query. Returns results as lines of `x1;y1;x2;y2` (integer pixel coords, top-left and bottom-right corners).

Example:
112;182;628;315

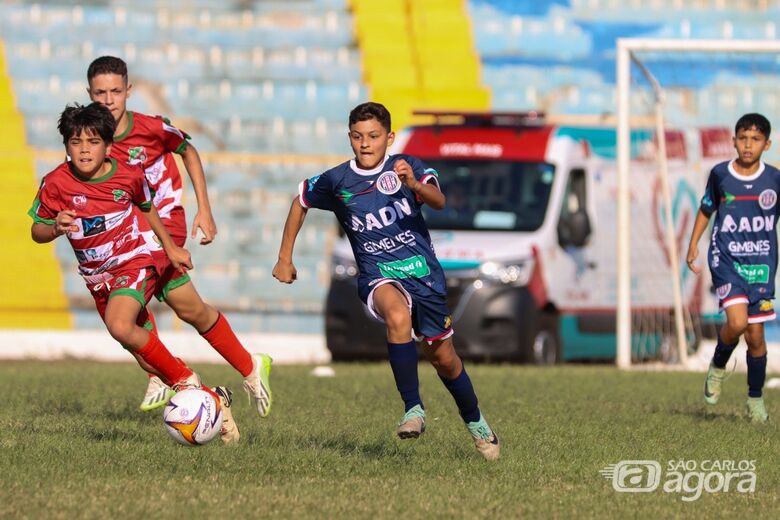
27;177;59;225
155;115;191;155
699;169;720;217
131;170;154;211
298;171;336;211
406;155;440;205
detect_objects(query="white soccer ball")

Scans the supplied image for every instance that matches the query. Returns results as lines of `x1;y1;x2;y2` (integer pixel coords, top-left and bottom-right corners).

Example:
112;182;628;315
163;388;224;446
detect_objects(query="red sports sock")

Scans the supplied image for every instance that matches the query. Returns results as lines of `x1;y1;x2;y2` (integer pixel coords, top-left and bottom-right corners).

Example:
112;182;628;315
136;333;193;385
201;313;253;377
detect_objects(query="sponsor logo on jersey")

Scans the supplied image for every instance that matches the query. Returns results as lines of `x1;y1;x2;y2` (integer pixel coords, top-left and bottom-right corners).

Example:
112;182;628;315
81;215;106;237
72;194;87;208
113;189;129;203
350;198;413;232
362;230;416;254
307;175;321;189
376;171;402;195
716;283;731;299
727;240;771;255
733;262;770;284
759;189;777;210
128;146;147;166
377;255;431;279
720;214;775;233
114;275;130;287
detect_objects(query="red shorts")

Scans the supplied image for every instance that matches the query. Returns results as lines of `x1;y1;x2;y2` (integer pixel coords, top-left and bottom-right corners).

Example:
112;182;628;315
150;218;191;302
84;265;158;329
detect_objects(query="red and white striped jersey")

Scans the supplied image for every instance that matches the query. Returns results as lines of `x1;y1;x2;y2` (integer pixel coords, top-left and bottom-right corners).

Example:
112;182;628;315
29;158;155;277
109;111;189;240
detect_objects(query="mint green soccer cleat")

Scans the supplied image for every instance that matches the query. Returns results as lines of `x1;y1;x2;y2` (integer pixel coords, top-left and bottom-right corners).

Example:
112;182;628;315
746;397;769;424
139;376;175;412
703;362;727;405
243;353;273;418
466;414;500;461
397;404;426;439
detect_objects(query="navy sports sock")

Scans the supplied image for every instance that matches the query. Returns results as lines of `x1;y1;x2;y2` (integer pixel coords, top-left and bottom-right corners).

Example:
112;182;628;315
440;367;481;424
387;341;422;412
746;352;767;398
712;337;738;368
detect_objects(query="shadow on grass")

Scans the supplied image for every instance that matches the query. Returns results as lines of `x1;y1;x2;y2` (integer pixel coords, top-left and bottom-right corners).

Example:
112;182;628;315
303;435;416;461
667;406;744;422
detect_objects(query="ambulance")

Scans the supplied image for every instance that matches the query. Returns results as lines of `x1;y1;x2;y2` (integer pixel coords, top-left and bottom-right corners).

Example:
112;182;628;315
324;112;731;362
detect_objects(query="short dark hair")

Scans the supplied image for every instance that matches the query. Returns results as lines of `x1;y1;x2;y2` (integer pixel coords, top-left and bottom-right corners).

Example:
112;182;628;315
735;113;771;138
349;102;391;132
87;56;128;83
58;102;116;145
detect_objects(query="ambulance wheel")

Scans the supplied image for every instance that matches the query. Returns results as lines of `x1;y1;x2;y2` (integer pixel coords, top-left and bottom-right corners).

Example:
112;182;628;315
531;313;560;365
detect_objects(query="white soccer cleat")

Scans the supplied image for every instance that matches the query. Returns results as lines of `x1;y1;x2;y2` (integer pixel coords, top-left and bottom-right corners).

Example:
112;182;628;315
243;353;273;418
139;376;175;412
213;386;241;444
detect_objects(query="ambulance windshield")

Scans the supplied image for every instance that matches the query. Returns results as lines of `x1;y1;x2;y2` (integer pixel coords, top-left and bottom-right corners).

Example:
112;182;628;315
420;160;555;231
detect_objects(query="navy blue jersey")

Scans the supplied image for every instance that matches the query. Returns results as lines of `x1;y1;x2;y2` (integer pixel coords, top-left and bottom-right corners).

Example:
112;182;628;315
298;154;446;298
701;160;780;302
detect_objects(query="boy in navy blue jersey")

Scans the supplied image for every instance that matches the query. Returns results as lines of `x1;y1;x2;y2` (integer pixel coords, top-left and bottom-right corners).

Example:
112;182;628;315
272;102;499;459
686;113;777;423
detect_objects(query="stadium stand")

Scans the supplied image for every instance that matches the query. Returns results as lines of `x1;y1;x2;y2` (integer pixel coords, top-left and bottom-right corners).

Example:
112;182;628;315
0;39;71;328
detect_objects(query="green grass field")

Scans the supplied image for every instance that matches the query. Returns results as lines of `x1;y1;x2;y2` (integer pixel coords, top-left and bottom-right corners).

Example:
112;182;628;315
1;361;778;519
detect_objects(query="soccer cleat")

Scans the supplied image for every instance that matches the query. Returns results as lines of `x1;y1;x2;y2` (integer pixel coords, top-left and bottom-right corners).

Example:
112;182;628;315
746;397;769;424
396;404;426;439
466;414;500;461
243;353;273;418
172;372;202;392
214;386;241;444
139;376;175;412
703;362;727;405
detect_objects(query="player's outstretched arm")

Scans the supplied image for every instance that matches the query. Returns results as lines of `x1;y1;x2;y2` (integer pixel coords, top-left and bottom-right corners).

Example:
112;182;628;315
141;205;193;273
180;144;217;245
686;209;711;274
31;209;78;243
272;197;308;284
394;159;446;209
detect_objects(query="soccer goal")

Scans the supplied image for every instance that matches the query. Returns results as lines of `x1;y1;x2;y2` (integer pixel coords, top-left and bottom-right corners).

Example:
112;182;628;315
615;38;780;368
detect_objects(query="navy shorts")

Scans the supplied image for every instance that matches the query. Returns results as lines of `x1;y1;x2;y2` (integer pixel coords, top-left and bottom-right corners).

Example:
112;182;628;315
713;278;776;324
359;278;454;343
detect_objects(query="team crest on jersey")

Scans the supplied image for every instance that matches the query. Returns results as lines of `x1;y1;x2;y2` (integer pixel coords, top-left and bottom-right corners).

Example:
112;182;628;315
114;276;130;288
113;189;129;203
715;283;731;299
758;189;777;210
127;146;147;166
72;194;87;208
760;300;774;312
444;315;452;329
376;171;402;195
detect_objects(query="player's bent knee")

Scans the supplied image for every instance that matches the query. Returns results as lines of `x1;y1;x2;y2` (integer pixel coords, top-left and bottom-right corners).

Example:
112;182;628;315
384;310;412;336
106;319;136;345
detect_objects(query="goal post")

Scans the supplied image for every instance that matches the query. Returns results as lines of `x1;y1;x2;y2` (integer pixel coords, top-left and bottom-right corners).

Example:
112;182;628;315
616;38;780;369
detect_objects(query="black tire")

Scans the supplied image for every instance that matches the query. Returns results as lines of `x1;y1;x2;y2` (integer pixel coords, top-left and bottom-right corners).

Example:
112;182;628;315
531;313;561;365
